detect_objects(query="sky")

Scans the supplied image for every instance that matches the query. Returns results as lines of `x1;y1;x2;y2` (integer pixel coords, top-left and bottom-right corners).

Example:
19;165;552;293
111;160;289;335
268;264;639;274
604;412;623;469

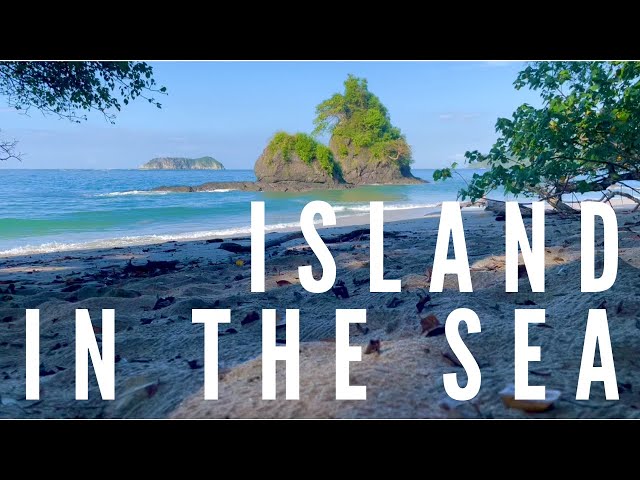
0;61;542;170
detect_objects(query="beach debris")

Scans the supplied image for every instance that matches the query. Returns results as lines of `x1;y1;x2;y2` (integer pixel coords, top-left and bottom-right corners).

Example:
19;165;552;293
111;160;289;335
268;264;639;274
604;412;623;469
332;280;349;299
529;369;552;377
219;242;250;253
39;364;57;377
416;293;431;313
442;349;463;368
224;328;238;335
516;299;537;306
420;314;441;335
241;310;260;326
140;318;154;325
206;238;223;243
1;316;14;323
495;215;506;221
234;274;244;281
355;323;369;335
153;296;175;310
499;384;561;412
325;228;369;244
426;325;446;337
618;382;632;394
386;296;403;308
235;259;245;267
188;359;203;370
364;339;381;355
123;259;179;278
517;264;528;278
276;280;292;287
616;300;624;314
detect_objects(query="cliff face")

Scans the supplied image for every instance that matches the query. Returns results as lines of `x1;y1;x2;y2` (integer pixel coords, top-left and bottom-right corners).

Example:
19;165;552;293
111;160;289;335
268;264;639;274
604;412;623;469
140;156;225;170
254;147;343;187
330;137;423;185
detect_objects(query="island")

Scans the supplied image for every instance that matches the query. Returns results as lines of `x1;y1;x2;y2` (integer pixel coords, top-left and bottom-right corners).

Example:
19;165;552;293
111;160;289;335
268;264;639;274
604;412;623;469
153;75;424;193
140;156;225;170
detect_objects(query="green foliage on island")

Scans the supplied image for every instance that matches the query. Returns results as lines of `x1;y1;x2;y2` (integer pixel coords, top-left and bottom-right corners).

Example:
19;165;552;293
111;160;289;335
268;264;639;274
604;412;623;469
140;156;225;170
266;132;338;176
313;74;412;168
434;61;640;212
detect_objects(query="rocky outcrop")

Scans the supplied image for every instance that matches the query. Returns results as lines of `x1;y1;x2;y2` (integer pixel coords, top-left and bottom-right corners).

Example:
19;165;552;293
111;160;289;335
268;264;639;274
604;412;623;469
330;137;424;185
140;156;225;170
153;181;353;194
254;147;343;187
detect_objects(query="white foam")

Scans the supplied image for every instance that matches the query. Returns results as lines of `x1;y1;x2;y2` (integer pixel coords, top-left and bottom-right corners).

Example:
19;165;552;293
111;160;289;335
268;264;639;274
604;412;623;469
96;190;171;197
0;203;441;257
198;189;237;193
0;221;307;257
333;202;440;213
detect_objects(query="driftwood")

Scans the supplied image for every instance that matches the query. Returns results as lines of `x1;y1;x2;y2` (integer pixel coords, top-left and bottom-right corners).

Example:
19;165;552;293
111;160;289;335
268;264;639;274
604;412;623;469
598;190;640;212
484;198;533;217
218;229;371;254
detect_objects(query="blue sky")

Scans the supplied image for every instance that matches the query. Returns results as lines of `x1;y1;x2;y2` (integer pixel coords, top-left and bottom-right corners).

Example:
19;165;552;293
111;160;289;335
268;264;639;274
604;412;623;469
0;61;540;169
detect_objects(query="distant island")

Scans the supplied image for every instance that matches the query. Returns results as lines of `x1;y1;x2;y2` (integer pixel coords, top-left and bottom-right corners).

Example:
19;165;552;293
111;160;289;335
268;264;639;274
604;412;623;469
140;157;225;170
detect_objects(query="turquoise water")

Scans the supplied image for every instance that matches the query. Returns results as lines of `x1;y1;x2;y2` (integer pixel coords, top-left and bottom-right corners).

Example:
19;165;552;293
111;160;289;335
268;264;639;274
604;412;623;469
0;168;483;255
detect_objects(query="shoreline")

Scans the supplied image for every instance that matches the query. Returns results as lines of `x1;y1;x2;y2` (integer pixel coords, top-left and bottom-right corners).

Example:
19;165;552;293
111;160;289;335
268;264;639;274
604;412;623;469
2;192;635;258
0;203;450;258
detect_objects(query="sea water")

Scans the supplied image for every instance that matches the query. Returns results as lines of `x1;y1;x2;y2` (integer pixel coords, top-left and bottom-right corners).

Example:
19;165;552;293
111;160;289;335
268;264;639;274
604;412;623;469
0;168;629;256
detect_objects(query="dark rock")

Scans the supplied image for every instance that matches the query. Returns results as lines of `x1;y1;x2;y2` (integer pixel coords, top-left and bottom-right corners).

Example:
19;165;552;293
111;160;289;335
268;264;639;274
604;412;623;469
364;339;382;355
386;296;403;308
416;294;431;313
332;282;349;299
219;242;250;254
426;325;446;337
329;137;425;185
241;311;260;326
187;360;202;369
255;145;344;186
152;297;175;310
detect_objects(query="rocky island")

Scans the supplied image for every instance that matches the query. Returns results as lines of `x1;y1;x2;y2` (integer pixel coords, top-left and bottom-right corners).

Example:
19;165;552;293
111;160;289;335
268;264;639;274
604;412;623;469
141;156;225;170
154;75;424;193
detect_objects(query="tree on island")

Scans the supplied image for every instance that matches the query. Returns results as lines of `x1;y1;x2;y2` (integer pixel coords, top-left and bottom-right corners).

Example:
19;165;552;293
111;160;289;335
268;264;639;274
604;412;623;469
257;74;420;186
313;74;413;175
0;61;166;161
434;61;640;212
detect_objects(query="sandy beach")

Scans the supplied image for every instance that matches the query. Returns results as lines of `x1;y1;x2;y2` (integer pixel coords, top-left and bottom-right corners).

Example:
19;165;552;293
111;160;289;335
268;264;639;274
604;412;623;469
1;202;639;418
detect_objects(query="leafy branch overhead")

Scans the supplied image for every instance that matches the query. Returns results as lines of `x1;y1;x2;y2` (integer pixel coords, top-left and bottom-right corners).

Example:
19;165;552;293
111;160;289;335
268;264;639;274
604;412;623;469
434;61;640;211
0;62;166;124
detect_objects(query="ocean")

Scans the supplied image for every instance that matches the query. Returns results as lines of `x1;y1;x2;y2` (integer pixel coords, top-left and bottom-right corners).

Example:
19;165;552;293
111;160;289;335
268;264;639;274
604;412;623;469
2;167;626;256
